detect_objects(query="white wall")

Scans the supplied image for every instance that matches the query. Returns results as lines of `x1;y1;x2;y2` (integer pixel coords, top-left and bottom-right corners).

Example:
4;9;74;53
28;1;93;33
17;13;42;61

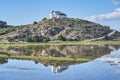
50;12;67;18
50;13;52;18
57;15;67;18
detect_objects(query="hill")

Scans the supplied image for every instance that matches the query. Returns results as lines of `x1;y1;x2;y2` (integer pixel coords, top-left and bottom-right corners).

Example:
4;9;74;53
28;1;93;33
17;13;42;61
0;18;120;42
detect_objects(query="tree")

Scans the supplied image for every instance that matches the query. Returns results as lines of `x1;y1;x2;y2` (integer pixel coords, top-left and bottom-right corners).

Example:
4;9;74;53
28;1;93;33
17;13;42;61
33;21;37;24
0;20;7;28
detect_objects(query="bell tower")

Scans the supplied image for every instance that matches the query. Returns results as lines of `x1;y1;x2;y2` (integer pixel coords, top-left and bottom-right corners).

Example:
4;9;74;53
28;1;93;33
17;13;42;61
50;10;54;18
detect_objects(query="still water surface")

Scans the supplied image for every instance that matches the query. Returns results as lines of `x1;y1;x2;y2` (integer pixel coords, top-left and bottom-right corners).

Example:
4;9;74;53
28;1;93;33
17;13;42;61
0;45;120;80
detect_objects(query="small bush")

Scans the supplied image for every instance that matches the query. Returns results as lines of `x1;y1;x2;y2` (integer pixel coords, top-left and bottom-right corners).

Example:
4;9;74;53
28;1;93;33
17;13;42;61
19;35;50;42
33;21;37;24
57;35;66;41
42;37;50;42
42;18;47;21
7;37;14;42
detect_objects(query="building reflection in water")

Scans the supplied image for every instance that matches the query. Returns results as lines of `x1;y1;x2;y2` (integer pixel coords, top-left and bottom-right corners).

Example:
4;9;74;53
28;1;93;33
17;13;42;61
51;66;68;73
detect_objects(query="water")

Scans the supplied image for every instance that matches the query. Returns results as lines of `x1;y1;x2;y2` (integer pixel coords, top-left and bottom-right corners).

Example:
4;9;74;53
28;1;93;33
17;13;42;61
0;45;120;80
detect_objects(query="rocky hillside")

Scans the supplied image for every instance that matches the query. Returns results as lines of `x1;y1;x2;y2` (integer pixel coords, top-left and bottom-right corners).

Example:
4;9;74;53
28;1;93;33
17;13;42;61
0;18;120;42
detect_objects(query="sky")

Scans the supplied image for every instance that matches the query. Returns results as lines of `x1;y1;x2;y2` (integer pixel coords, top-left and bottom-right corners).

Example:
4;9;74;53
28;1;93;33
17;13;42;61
0;0;120;30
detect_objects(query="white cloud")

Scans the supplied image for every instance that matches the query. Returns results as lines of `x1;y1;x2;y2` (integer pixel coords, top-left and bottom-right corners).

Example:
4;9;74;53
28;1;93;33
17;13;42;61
116;8;120;11
84;8;120;22
112;0;120;5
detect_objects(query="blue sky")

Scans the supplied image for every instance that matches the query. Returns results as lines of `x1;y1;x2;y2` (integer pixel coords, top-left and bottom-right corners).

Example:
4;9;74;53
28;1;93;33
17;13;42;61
0;0;120;30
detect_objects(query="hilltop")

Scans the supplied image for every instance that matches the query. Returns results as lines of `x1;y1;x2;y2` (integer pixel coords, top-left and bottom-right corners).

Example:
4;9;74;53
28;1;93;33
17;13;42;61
0;18;120;42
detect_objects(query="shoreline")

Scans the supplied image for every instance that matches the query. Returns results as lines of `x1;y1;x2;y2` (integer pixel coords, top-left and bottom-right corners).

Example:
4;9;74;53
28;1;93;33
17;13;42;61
0;54;91;62
0;41;120;47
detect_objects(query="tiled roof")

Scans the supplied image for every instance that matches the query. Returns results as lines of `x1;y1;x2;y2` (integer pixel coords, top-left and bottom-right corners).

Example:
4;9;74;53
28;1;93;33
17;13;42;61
54;11;67;16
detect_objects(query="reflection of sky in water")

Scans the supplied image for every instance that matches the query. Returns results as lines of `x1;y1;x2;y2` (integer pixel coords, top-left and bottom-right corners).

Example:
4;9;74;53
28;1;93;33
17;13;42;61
110;49;120;56
0;46;120;80
1;59;120;80
97;48;120;66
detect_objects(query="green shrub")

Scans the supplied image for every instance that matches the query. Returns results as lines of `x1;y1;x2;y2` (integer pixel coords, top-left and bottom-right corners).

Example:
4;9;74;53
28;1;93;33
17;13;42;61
0;27;15;35
33;21;37;24
7;37;14;42
25;36;33;42
0;20;7;28
42;18;47;21
32;35;39;42
19;35;50;42
57;35;66;41
42;37;50;42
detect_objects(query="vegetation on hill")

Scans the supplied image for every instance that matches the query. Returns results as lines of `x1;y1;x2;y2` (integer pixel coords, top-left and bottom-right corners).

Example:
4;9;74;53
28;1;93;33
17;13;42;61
0;18;120;42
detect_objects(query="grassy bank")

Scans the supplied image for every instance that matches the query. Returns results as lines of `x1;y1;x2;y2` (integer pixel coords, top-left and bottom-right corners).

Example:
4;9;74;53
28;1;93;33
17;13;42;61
0;54;91;62
0;41;120;47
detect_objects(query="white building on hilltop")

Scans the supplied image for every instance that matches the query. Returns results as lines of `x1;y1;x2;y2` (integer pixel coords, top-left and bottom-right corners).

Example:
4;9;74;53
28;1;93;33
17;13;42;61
50;10;67;18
